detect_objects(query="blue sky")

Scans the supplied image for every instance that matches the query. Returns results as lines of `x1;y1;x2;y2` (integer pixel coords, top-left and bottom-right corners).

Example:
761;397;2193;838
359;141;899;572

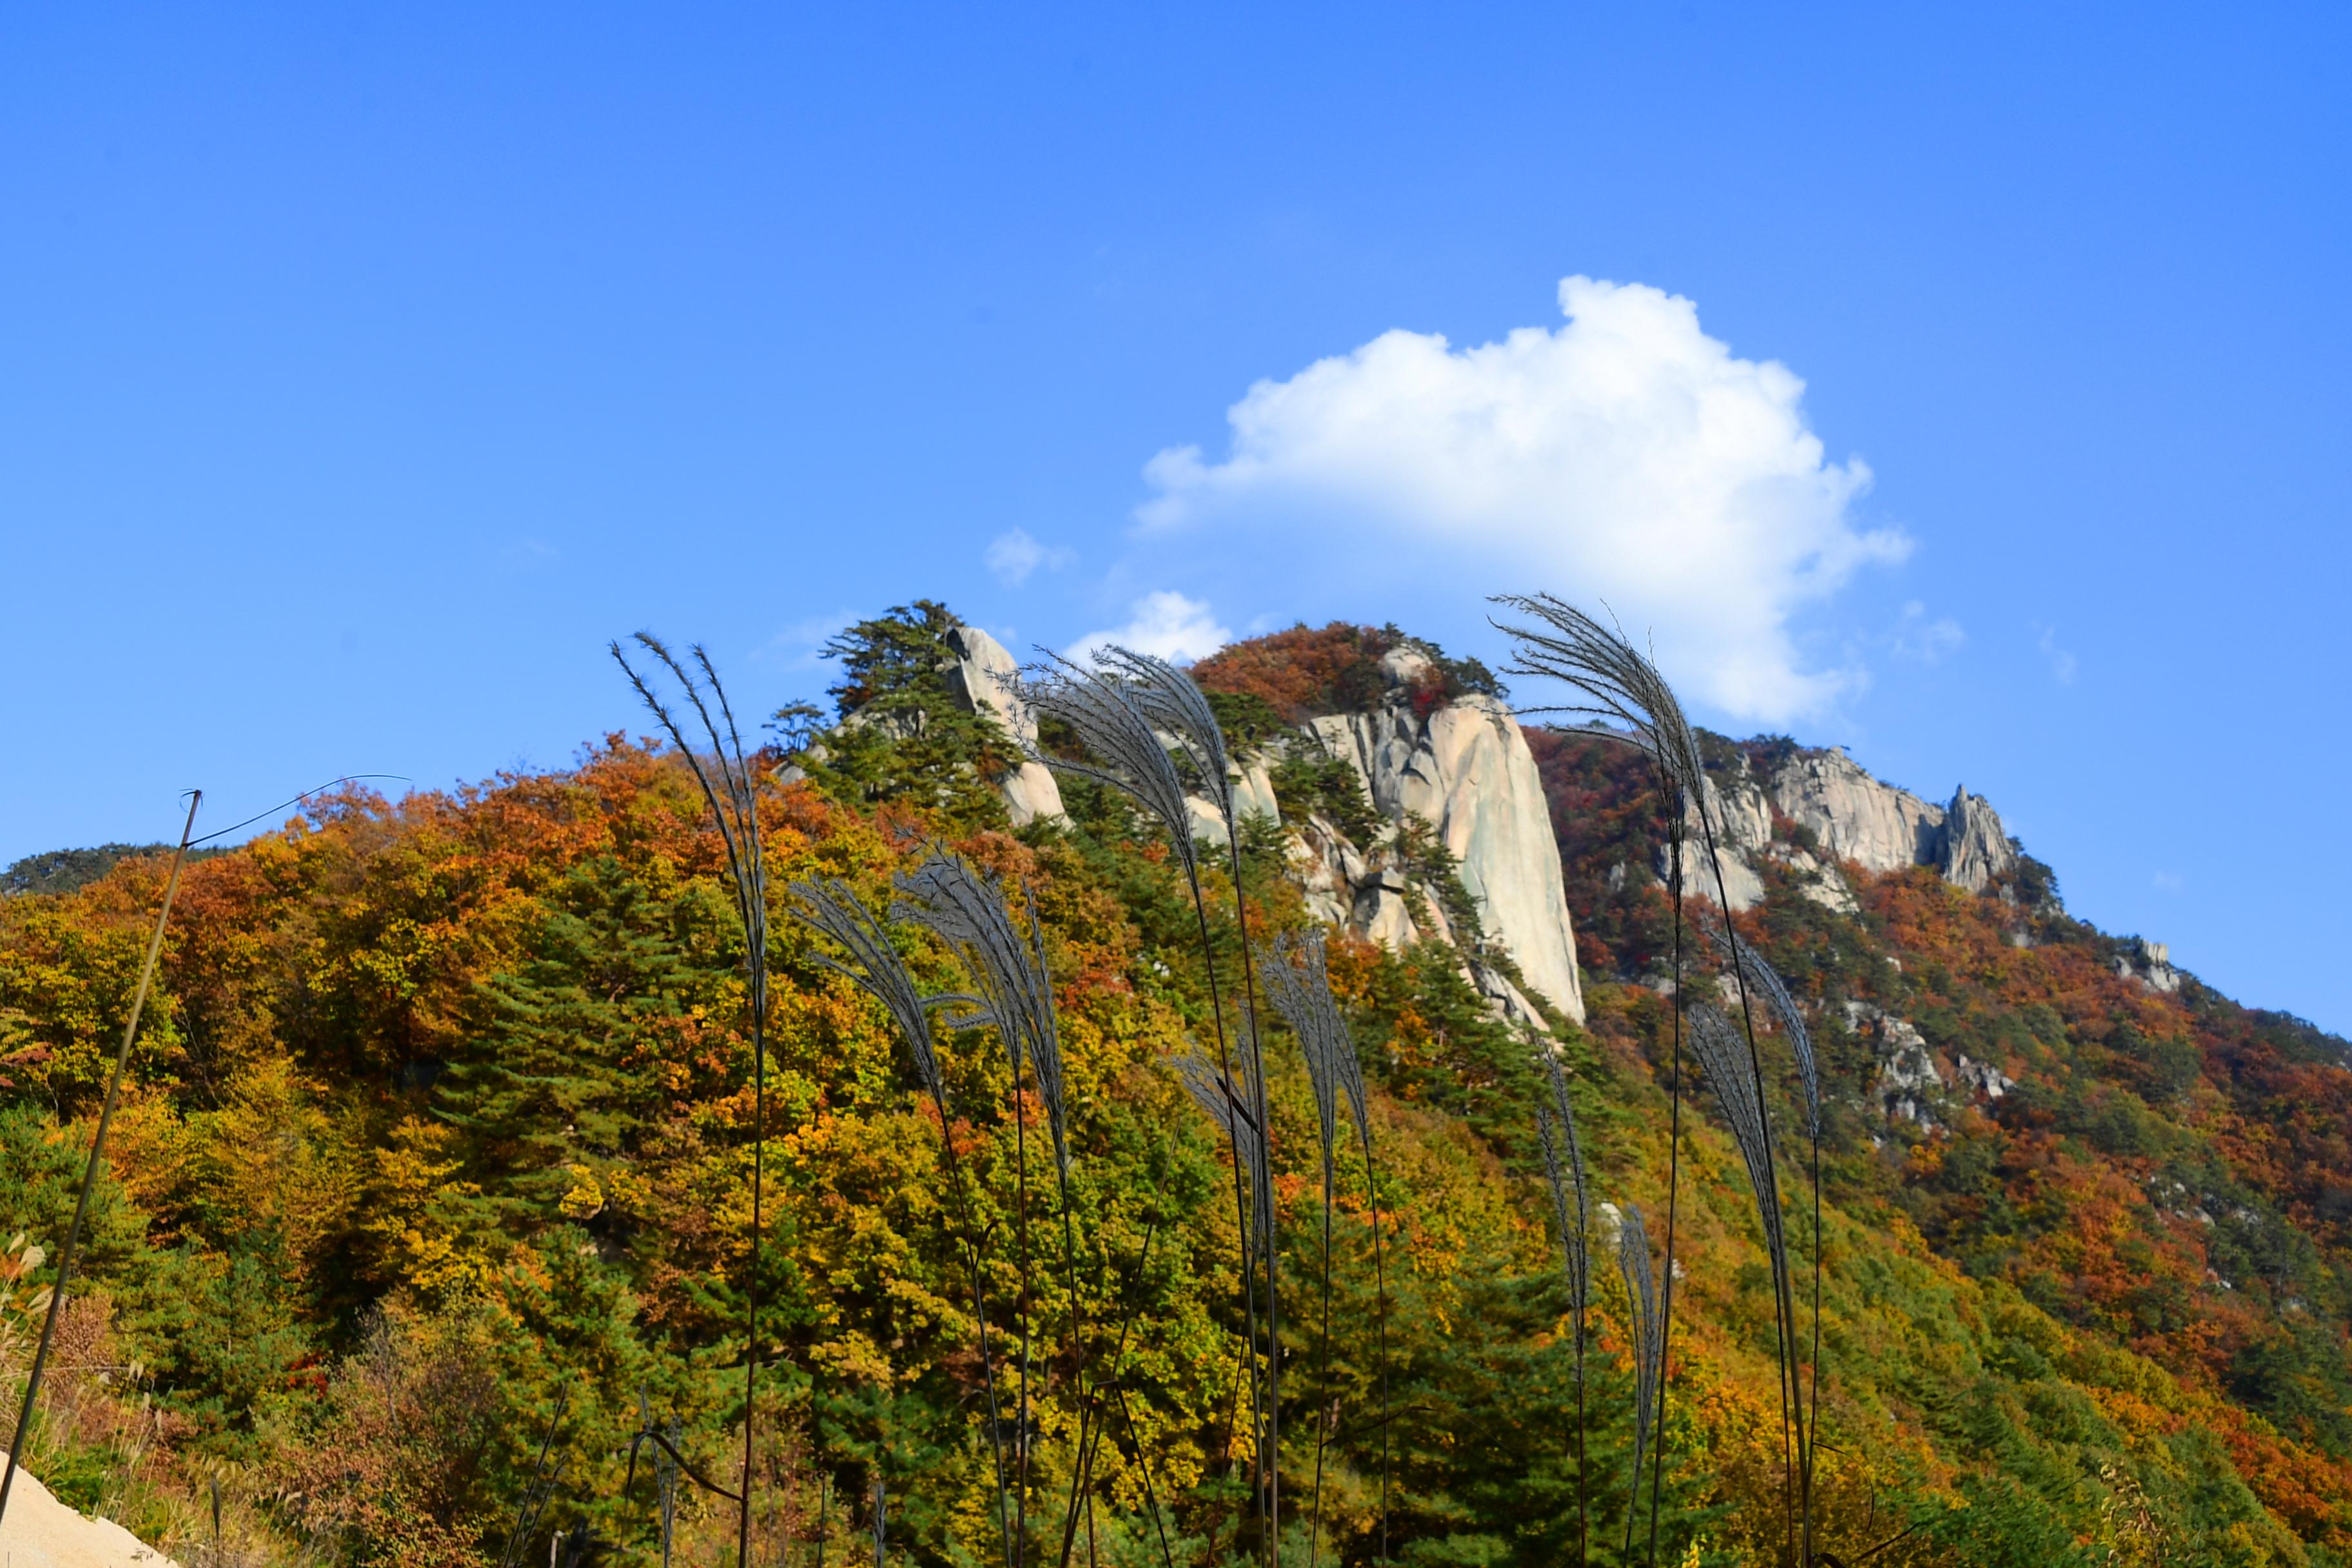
6;5;2349;1028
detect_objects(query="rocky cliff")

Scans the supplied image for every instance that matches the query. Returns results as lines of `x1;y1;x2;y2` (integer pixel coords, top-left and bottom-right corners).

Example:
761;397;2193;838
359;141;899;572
941;625;2041;1033
945;623;1066;828
947;632;1588;1026
1681;744;2021;911
1297;645;1585;1023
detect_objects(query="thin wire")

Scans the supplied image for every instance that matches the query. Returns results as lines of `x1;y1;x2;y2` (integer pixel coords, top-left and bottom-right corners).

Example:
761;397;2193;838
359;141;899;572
186;774;413;847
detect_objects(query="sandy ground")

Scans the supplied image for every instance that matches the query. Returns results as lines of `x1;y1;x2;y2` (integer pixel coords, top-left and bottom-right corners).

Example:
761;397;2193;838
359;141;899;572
0;1465;181;1568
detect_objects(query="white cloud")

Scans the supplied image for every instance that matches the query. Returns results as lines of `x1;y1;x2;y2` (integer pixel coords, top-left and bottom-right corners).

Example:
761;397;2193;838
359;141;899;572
1138;275;1906;721
1072;591;1233;665
2037;625;2078;685
758;609;858;671
985;528;1075;587
1893;600;1965;664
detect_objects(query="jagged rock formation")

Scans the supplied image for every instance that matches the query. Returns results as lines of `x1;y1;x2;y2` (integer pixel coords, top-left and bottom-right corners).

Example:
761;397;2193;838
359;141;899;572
1940;788;2017;894
0;1465;181;1567
1954;1052;2016;1101
2115;937;2182;994
1673;746;2020;912
1294;645;1585;1024
1848;1001;1945;1128
1771;748;1946;874
943;623;1065;827
1182;754;1279;847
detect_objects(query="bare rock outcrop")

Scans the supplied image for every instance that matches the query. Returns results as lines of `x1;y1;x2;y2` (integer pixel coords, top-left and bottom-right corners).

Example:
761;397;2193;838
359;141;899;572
1680;745;2021;907
1770;749;1946;874
943;623;1066;827
1848;1001;1945;1128
2115;937;2181;994
1302;646;1585;1023
1672;767;1770;912
1940;787;2017;893
1183;754;1279;848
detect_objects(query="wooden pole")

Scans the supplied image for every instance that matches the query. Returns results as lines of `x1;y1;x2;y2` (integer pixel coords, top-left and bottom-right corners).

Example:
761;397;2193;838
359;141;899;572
0;791;200;1527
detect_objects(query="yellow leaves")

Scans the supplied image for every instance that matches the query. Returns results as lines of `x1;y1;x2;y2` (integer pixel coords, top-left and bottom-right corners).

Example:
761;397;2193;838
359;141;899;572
811;1328;897;1387
363;1115;502;1297
98;1081;191;1219
602;1162;654;1219
558;1162;604;1219
188;1055;359;1266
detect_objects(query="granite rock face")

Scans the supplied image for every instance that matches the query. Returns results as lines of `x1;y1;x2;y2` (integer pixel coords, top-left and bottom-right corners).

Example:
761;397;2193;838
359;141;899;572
1183;754;1280;848
1939;787;2018;893
2116;937;2182;994
1770;748;1948;875
1300;647;1585;1023
1676;745;2021;909
1847;1001;1946;1128
944;623;1066;827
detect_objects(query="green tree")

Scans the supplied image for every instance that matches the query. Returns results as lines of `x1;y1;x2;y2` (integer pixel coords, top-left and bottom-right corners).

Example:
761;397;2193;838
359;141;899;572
801;599;1015;828
435;856;698;1236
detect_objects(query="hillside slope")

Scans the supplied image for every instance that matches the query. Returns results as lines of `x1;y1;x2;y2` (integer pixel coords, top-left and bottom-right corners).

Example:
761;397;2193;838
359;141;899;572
0;603;2345;1566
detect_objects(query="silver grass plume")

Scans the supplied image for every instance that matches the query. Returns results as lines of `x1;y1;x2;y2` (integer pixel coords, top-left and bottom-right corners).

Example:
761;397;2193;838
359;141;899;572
1258;930;1348;1182
1014;652;1200;880
791;877;947;1111
1496;593;1720;1567
1488;594;1708;827
1534;1041;1594;1567
1260;926;1372;1174
1702;928;1821;1563
1533;1050;1591;1332
1616;1201;1664;1530
894;848;1069;1171
1704;923;1819;1141
610;634;770;1568
1174;1053;1272;1257
1255;926;1355;1568
794;869;1017;1562
1027;641;1285;1556
1685;1003;1789;1285
1092;644;1237;832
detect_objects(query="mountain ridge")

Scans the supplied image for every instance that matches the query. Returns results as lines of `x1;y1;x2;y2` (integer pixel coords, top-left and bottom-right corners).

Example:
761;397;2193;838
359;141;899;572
1;602;2348;1564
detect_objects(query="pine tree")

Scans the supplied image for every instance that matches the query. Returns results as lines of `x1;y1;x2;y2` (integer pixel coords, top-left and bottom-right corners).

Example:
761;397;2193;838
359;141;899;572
796;599;1015;828
435;856;692;1233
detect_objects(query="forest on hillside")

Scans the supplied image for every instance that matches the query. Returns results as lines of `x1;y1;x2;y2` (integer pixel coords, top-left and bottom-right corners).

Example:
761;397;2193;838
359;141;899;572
3;602;2350;1567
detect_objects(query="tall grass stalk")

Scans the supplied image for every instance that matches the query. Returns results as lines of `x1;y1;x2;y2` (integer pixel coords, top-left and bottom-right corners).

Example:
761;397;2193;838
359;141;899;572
612;636;774;1567
660;1416;679;1567
0;789;200;1530
1257;933;1342;1568
1533;1045;1591;1566
1101;645;1283;1553
1708;922;1825;1563
895;849;1085;1568
1678;811;1809;1564
1322;946;1391;1563
500;1385;572;1568
1614;1202;1664;1557
1492;593;1713;1565
1061;1221;1173;1568
1257;927;1391;1566
1686;1001;1803;1547
790;876;1014;1564
1016;650;1279;1558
